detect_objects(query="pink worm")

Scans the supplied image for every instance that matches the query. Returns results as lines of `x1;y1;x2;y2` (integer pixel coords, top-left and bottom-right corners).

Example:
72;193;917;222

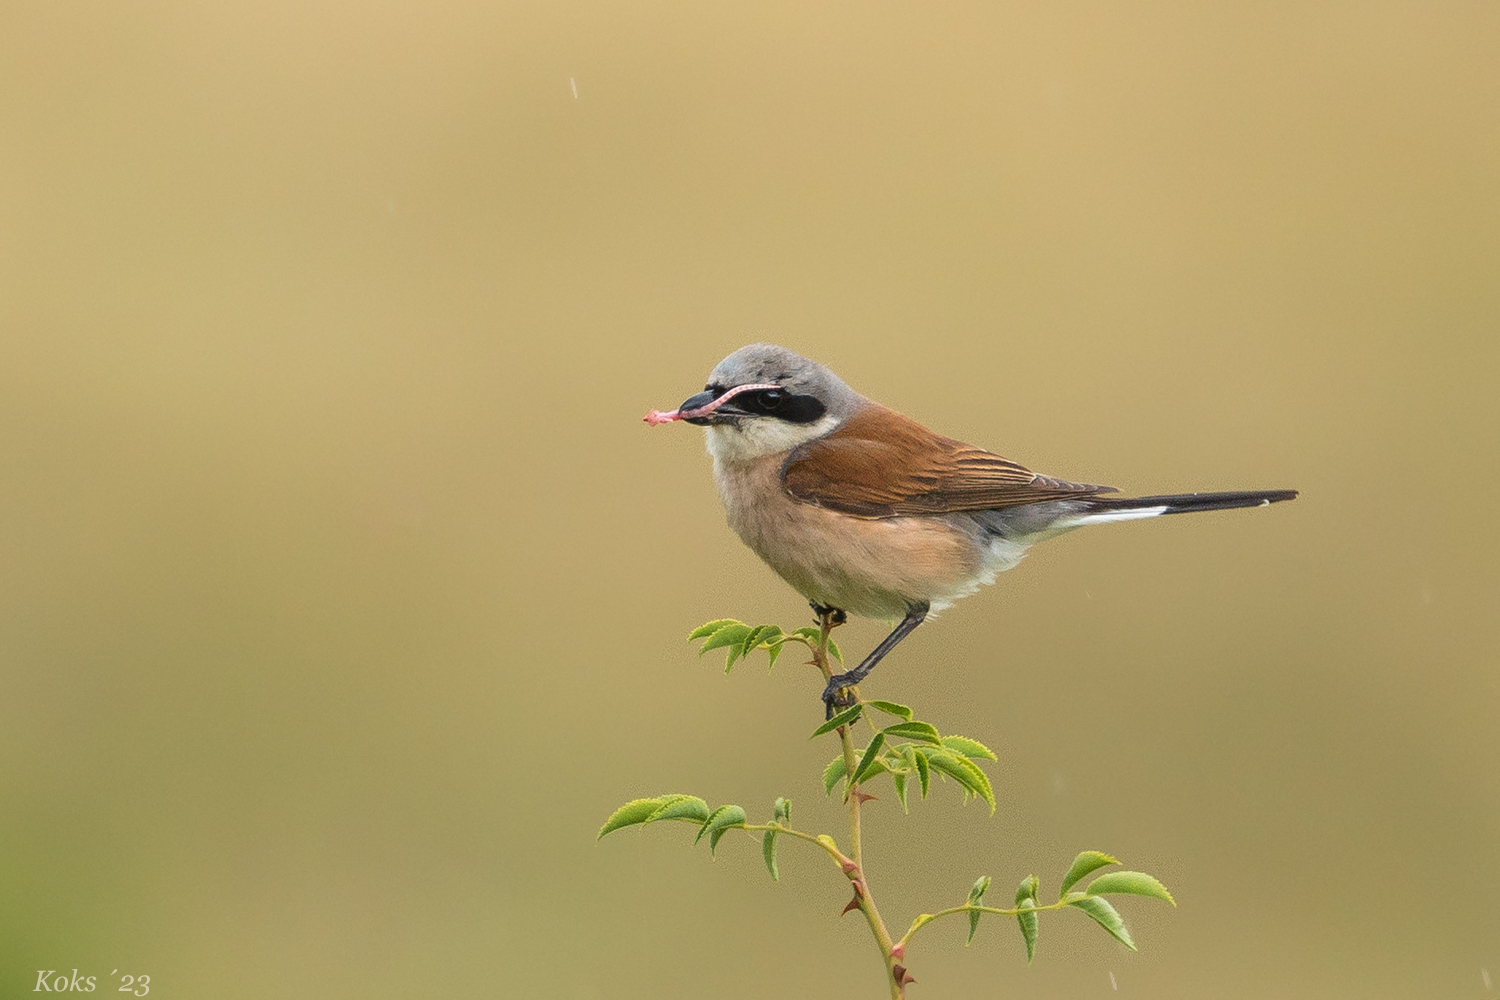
642;383;781;426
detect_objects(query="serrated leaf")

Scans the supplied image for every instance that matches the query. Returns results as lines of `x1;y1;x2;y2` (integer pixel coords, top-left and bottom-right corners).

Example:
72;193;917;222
853;734;886;785
893;771;909;813
904;744;930;797
765;641;783;670
924;750;996;812
906;749;930;797
1086;871;1176;906
721;627;755;672
811;705;863;737
882;721;942;744
773;797;791;824
1058;851;1119;900
1014;875;1040;961
1067;894;1136;950
822;754;848;795
743;624;784;657
699;624;752;656
942;735;998;761
1017;903;1039;962
966;875;992;945
597;797;665;838
867;700;913;720
689;619;743;640
762;828;779;880
826;637;843;664
646;795;710;825
697;804;747;855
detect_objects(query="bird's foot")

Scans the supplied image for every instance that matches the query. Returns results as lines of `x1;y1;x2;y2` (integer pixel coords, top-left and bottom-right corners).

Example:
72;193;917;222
821;669;866;718
809;602;847;626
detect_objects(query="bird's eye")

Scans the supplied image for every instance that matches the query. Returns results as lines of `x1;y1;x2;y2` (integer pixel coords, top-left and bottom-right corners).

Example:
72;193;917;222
758;389;784;409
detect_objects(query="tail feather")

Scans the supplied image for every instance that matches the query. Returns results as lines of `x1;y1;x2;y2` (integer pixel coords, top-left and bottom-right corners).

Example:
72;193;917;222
1085;489;1299;516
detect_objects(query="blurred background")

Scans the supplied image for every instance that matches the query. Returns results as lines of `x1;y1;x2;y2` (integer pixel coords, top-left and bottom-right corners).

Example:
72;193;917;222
2;1;1496;997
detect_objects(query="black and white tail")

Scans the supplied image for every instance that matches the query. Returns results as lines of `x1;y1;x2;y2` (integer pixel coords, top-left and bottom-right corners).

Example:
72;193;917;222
1067;489;1298;526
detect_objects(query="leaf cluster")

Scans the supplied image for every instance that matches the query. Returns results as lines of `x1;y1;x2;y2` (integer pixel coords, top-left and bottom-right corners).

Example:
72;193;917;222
957;852;1175;961
689;619;843;671
816;701;998;813
598;793;795;877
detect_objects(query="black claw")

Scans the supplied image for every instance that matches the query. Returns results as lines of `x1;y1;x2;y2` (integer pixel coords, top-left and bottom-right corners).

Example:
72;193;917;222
809;602;847;625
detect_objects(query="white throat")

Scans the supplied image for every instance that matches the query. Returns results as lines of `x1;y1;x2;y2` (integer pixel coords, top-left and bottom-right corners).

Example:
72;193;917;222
704;414;839;467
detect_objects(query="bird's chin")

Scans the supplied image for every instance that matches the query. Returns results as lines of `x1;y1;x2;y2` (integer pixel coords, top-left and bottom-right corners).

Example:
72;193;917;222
705;412;840;463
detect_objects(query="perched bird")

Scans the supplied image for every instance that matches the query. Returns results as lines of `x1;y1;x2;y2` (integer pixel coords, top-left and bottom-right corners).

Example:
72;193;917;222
646;344;1296;714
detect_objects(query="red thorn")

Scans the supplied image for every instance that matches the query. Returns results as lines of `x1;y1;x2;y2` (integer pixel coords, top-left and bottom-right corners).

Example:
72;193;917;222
856;791;879;803
893;964;916;986
841;893;861;916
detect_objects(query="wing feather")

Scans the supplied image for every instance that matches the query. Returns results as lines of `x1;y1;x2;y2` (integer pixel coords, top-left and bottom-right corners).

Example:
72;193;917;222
780;405;1114;518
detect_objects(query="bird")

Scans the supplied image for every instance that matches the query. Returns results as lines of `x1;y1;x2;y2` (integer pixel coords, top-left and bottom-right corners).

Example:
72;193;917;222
645;344;1296;715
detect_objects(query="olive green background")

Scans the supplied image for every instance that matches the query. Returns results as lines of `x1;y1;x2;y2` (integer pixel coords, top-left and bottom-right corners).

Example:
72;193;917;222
2;2;1497;997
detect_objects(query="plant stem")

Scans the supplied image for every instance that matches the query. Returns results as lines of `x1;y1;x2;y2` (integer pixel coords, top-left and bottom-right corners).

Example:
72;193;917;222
895;898;1075;953
814;611;902;1000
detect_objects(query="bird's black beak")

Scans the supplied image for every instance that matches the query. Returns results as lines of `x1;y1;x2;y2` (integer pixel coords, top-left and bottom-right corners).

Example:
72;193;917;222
678;390;745;425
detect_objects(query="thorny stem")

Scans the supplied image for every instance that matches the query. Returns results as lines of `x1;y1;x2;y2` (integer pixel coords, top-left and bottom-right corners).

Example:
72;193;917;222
812;610;903;1000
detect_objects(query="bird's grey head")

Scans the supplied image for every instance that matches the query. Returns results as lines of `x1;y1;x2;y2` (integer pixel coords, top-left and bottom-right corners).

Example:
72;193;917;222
676;344;863;462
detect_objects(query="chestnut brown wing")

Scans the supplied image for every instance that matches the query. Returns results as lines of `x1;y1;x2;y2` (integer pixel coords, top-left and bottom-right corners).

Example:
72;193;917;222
781;405;1115;518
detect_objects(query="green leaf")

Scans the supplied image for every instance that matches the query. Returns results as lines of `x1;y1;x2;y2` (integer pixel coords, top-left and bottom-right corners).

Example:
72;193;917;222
1014;876;1040;962
1067;894;1136;950
923;749;996;812
811;705;863;737
765;641;783;670
597;797;665;838
700;624;752;656
882;721;942;745
742;624;784;658
852;734;886;785
697;804;748;855
826;637;843;664
646;795;710;825
910;745;930;797
942;735;998;761
773;797;791;824
966;875;992;945
892;771;909;813
867;700;913;720
720;624;759;672
822;754;847;795
689;619;743;640
1086;871;1176;906
1058;851;1119;900
762;829;779;880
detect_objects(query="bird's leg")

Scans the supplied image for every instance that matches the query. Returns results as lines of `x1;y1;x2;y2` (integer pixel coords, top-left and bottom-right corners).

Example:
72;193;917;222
809;601;847;626
822;603;929;716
